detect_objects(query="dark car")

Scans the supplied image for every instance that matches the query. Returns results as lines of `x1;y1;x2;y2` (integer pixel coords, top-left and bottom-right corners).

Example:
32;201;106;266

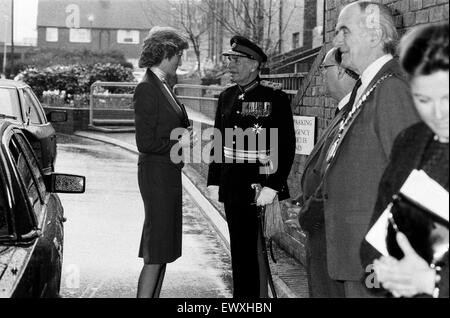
0;120;85;298
0;80;67;174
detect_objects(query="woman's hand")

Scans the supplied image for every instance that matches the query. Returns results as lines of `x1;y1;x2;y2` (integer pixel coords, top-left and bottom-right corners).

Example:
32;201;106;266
373;232;436;297
179;127;198;148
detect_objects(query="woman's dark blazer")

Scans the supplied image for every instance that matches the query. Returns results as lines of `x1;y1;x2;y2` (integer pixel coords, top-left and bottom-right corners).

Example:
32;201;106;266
133;69;189;264
134;70;189;164
360;122;449;297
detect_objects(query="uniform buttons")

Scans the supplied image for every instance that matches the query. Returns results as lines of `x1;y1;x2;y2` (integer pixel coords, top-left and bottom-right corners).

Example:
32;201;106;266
324;194;329;200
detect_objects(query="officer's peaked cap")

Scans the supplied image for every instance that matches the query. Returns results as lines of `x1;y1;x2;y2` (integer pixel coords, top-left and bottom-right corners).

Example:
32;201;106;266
223;35;267;63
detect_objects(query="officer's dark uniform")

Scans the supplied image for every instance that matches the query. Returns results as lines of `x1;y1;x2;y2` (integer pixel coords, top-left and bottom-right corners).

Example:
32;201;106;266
207;36;296;297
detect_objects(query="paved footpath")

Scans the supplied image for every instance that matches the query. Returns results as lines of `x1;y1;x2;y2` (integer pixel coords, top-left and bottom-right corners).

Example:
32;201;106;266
74;124;309;298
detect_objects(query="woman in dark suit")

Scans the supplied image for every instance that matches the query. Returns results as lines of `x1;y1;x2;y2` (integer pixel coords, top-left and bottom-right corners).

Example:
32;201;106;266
361;22;448;298
134;26;194;298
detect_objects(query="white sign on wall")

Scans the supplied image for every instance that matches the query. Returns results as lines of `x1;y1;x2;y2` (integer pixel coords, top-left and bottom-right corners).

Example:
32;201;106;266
294;116;316;155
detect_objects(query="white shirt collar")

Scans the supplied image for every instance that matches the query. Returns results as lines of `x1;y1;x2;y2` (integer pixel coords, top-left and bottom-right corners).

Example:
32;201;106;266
150;67;167;82
337;93;351;110
360;54;393;89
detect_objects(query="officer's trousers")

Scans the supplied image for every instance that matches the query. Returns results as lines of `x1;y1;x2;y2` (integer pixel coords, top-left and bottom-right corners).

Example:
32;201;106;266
224;193;266;298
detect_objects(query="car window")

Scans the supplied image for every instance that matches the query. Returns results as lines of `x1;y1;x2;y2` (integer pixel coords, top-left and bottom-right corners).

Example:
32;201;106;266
8;134;46;222
0;170;9;236
0;87;22;119
22;89;45;125
25;88;47;123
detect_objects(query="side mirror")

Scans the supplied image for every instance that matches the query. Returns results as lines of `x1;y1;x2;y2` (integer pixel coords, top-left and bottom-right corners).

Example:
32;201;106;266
45;173;86;193
47;111;67;123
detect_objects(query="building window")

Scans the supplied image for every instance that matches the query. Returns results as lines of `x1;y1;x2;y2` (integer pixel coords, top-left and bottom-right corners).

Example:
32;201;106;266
117;30;139;44
292;32;300;50
313;0;325;48
69;28;91;43
46;28;58;42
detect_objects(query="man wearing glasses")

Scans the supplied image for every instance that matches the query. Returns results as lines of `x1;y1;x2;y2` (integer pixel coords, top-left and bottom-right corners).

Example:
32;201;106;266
298;47;357;297
319;48;359;116
207;36;296;298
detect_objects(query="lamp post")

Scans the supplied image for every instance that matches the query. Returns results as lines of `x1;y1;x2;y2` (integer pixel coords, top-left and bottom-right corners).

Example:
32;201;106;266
2;15;8;77
88;14;94;48
10;0;14;79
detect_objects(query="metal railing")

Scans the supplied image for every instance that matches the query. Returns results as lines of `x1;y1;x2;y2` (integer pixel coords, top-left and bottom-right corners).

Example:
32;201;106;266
174;82;298;121
89;81;137;132
88;80;300;132
173;84;224;121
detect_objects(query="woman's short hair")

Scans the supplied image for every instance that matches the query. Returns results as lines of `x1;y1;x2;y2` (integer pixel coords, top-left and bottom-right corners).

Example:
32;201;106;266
138;26;189;68
400;22;449;78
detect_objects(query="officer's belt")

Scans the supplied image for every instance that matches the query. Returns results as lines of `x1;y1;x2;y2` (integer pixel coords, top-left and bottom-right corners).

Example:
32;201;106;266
223;147;272;161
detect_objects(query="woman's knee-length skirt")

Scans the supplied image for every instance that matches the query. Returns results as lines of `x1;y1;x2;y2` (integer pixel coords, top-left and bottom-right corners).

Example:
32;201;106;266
138;161;182;264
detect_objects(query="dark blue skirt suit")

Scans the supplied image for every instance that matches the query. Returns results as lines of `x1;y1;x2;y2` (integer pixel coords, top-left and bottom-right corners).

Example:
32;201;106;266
133;69;189;264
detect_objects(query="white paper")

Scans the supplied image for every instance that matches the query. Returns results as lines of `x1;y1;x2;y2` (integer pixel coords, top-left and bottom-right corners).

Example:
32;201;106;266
400;170;449;223
365;169;449;255
365;205;391;256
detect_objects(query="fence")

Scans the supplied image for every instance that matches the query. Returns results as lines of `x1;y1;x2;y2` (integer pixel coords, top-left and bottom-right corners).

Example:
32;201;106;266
173;84;224;120
89;81;137;132
88;76;301;131
174;77;300;122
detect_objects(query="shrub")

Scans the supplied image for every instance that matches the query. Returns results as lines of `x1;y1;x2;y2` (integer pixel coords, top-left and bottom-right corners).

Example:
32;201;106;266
17;63;136;102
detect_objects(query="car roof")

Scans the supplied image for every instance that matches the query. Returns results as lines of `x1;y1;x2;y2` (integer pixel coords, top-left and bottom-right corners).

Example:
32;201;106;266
0;79;29;89
0;119;16;136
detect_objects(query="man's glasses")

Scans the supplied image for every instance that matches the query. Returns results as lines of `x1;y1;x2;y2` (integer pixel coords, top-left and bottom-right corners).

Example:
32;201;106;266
227;55;248;64
319;64;337;72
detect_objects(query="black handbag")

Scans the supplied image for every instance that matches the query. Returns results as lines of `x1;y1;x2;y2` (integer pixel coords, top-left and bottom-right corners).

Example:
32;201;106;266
386;194;449;265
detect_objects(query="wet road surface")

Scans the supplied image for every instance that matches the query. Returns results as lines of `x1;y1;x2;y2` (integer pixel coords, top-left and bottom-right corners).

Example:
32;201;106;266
55;134;232;298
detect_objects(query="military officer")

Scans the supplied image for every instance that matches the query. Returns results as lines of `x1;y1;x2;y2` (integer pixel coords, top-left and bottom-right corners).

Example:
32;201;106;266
207;36;296;298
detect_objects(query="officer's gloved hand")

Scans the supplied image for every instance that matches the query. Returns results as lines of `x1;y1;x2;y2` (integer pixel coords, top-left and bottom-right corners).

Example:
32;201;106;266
256;187;277;206
208;186;220;201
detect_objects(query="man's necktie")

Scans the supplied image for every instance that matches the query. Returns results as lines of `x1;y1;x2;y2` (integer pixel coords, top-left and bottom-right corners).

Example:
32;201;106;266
338;78;362;117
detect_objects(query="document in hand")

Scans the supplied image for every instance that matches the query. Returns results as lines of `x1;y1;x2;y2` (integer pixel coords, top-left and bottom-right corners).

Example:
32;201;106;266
365;169;449;258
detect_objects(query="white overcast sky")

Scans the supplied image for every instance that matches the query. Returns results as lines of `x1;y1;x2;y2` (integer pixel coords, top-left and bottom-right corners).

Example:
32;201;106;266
0;0;38;44
15;0;38;42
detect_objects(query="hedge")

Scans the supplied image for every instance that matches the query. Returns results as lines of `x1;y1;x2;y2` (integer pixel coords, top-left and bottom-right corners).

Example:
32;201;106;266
16;63;136;102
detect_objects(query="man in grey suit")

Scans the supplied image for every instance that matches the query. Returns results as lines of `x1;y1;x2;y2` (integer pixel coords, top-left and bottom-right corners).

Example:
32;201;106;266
314;1;419;297
298;47;357;297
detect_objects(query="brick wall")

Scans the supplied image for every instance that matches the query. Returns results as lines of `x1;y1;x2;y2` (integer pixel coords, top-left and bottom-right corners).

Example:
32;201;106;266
289;0;449;200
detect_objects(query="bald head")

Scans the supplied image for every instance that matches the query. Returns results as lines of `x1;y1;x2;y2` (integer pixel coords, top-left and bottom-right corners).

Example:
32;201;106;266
320;48;357;101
